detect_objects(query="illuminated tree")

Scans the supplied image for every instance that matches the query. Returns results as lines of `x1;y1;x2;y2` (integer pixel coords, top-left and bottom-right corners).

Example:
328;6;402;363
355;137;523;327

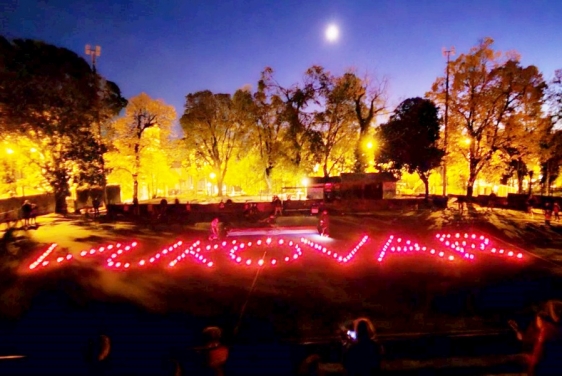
314;71;360;177
378;98;444;199
428;38;546;197
344;72;387;172
260;66;326;173
180;89;254;196
547;70;562;128
109;93;176;201
254;69;289;192
0;37;126;212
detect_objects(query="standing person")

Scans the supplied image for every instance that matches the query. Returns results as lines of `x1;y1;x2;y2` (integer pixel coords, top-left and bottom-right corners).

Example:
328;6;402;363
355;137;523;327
210;217;220;240
21;200;32;229
343;318;384;376
272;196;283;216
318;210;330;237
544;202;553;227
30;202;38;226
553;202;560;222
159;198;168;223
456;196;465;215
527;196;536;219
92;196;101;218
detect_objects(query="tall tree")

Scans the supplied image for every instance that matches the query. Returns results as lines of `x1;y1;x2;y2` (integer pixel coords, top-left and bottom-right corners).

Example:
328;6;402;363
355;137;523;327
0;37;126;212
344;72;387;172
255;69;287;192
180;89;254;196
427;38;545;197
261;66;325;172
378;98;444;199
109;93;176;201
315;72;360;177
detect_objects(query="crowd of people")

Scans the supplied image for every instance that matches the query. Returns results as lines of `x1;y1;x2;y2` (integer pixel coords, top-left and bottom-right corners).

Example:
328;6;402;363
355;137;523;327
65;303;562;376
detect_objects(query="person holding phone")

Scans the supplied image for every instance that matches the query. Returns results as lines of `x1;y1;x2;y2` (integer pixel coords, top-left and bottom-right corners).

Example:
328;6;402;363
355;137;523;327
343;318;383;376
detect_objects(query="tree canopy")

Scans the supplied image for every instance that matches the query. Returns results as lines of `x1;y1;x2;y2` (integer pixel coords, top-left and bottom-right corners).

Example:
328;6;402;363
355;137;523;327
108;92;176;201
180;89;254;196
0;37;126;211
427;38;546;197
378;97;444;198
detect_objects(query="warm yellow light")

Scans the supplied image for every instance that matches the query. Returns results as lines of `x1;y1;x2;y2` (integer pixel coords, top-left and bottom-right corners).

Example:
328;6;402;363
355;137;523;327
464;138;471;145
30;148;37;153
6;148;14;154
366;142;373;149
302;178;309;187
209;172;216;179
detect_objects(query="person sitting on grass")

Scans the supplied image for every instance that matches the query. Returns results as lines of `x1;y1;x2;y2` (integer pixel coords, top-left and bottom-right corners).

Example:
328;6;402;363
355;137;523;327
344;318;383;376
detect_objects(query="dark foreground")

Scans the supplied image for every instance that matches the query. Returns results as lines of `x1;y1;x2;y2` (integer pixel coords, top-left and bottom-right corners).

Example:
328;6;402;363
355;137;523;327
0;214;560;374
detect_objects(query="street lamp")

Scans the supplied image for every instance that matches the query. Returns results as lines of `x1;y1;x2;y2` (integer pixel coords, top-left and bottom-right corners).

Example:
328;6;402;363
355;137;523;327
302;178;309;200
442;46;456;197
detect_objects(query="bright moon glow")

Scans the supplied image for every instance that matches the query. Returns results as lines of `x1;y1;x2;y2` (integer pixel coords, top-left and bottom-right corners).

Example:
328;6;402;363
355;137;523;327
325;24;339;42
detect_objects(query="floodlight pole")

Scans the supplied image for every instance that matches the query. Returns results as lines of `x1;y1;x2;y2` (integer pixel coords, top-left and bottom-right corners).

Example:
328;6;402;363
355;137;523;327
442;47;455;197
85;44;107;202
85;44;101;74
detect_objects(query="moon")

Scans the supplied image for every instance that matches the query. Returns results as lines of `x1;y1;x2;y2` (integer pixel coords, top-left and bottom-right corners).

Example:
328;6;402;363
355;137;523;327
325;24;339;42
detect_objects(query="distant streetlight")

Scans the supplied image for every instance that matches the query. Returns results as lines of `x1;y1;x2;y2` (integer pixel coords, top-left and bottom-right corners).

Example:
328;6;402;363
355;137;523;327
209;172;216;180
6;148;14;154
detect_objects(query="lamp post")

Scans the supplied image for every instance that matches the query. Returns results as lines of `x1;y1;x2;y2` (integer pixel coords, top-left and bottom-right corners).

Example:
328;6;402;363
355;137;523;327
442;47;455;196
302;178;309;200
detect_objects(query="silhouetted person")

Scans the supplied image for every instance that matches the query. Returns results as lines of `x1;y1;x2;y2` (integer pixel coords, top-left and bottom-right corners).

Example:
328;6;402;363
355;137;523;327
210;217;220;239
456;196;465;215
92;196;101;217
343;319;383;376
21;200;32;229
198;326;228;376
510;301;562;376
318;210;330;237
553;202;560;221
488;192;497;212
544;202;553;226
30;202;38;226
159;198;168;222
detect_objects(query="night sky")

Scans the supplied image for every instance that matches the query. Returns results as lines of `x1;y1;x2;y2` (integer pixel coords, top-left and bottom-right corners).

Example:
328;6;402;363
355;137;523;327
2;0;561;120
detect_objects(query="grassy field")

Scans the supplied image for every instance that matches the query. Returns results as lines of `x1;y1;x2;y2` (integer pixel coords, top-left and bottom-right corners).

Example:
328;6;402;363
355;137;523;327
4;208;561;344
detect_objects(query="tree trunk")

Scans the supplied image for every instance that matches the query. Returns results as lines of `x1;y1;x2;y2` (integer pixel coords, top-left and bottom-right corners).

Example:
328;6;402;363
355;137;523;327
217;178;223;196
133;143;140;200
54;189;68;214
353;146;365;173
466;183;474;198
52;167;70;214
264;172;272;194
517;174;524;194
546;160;551;196
466;156;477;198
419;173;430;200
528;171;534;196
